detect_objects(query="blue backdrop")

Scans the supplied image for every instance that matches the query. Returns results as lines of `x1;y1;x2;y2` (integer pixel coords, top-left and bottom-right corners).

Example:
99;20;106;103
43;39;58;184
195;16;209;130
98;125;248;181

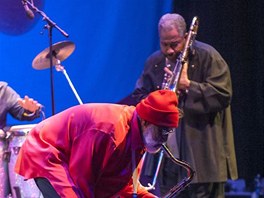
0;0;173;125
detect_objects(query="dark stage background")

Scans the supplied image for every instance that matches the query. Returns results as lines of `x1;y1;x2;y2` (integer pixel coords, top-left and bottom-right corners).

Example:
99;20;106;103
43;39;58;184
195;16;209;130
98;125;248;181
172;0;264;187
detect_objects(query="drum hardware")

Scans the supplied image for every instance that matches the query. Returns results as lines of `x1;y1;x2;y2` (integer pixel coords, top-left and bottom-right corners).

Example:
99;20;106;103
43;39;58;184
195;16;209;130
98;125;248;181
24;0;69;115
3;150;11;162
32;41;75;70
32;40;83;111
3;124;43;198
12;147;21;155
1;130;11;162
13;186;22;198
55;60;83;105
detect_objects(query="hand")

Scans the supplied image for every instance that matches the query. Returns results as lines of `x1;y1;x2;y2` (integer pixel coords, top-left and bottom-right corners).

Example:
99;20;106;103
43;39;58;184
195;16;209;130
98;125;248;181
164;66;173;77
17;95;42;113
163;63;190;91
178;62;190;90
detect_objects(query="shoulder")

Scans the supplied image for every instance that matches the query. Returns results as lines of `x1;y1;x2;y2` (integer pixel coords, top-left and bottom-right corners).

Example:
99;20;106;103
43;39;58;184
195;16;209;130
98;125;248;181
142;51;165;73
193;40;222;57
0;81;8;89
192;40;227;66
145;50;164;65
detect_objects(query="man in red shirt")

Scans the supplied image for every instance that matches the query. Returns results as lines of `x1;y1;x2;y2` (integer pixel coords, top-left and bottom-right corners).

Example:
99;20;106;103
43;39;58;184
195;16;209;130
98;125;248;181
15;90;179;198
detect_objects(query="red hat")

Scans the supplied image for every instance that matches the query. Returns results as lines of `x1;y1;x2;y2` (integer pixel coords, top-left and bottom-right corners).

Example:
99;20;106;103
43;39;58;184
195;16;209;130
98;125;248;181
136;90;179;128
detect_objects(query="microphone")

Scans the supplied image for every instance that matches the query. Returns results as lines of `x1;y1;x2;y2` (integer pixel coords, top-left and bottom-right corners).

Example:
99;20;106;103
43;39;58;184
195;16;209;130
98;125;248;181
21;0;35;19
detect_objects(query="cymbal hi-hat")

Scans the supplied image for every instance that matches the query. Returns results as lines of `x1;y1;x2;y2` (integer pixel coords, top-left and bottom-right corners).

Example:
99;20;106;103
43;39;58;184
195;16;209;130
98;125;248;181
32;40;75;70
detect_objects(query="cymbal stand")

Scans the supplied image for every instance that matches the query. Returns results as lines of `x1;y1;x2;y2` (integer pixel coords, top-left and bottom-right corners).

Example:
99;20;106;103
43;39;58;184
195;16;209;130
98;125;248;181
55;60;83;105
26;0;69;115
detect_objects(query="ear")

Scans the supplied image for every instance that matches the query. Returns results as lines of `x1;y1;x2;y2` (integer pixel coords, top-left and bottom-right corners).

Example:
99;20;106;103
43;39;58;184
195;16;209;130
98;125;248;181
141;119;149;127
139;119;150;131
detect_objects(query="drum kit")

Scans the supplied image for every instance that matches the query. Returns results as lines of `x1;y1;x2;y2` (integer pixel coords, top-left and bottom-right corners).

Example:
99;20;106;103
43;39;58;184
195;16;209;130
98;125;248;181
0;41;81;198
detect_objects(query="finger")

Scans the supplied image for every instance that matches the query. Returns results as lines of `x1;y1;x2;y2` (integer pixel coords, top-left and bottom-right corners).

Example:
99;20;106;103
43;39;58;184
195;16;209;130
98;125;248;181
17;98;23;106
28;98;34;104
164;67;173;76
24;96;30;104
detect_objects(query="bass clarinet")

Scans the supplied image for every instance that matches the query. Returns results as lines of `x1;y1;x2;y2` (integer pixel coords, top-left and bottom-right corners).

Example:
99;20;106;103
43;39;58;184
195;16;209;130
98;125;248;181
162;16;199;92
161;16;198;197
145;16;199;198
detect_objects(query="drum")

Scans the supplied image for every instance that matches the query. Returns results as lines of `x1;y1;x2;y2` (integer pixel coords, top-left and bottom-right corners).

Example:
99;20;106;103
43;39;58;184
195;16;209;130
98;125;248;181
8;124;43;198
0;130;9;198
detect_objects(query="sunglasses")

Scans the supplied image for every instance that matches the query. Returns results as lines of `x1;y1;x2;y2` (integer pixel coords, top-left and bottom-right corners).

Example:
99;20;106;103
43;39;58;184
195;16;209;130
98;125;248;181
157;127;175;142
160;127;175;136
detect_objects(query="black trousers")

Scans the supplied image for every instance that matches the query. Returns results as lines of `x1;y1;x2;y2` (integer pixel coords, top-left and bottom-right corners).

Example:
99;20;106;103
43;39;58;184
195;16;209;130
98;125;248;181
34;178;60;198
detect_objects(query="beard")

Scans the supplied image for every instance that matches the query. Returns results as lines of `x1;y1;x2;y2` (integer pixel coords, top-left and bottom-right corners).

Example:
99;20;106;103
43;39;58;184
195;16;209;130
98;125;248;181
142;125;163;153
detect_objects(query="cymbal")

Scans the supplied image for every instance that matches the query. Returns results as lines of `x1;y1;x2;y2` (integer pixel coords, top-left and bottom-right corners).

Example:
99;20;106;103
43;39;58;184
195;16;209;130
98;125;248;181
32;40;75;70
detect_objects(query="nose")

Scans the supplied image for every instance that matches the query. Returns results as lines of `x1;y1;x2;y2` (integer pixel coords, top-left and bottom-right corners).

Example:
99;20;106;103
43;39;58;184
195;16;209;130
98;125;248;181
166;47;175;55
160;134;169;143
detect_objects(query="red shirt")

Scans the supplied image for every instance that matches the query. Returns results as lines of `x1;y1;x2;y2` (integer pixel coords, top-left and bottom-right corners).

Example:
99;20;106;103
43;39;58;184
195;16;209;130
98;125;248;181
15;104;156;198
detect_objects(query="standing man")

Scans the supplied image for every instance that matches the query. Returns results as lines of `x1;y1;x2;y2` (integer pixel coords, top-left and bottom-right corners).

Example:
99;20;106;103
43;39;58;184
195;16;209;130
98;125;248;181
132;13;238;198
15;90;180;198
0;81;42;197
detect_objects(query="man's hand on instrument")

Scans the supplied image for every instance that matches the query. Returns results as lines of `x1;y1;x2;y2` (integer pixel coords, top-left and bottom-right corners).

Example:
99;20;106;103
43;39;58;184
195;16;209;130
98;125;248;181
178;62;190;91
17;95;42;113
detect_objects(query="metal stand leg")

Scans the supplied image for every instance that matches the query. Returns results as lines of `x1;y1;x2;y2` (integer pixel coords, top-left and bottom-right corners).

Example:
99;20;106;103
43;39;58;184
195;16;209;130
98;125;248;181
55;62;83;105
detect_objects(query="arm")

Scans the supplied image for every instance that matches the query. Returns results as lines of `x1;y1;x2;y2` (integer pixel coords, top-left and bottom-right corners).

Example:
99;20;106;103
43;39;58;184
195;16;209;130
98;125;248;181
4;84;41;120
184;47;232;114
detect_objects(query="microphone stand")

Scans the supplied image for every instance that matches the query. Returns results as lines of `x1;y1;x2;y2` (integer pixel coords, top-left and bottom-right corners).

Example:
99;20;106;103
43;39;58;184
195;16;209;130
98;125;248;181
25;0;69;115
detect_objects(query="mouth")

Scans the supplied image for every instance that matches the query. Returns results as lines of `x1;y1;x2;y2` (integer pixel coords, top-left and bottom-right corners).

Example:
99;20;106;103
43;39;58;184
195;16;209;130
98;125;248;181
166;53;174;58
165;54;177;61
153;144;162;149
